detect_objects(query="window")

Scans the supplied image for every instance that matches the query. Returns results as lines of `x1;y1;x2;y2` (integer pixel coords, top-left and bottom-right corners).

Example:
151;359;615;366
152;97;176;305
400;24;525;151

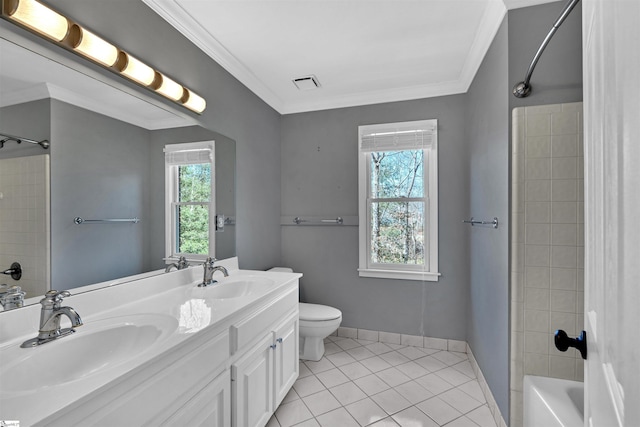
358;119;439;281
165;141;215;262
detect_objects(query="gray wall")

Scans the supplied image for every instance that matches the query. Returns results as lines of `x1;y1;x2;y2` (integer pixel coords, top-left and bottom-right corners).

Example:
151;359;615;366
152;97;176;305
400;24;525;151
50;100;151;289
0;99;50;159
281;96;470;339
466;19;510;419
45;0;283;270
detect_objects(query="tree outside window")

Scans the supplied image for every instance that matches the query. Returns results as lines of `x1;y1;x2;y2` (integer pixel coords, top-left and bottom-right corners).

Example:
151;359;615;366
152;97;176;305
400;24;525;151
369;150;425;265
358;119;439;281
176;163;211;255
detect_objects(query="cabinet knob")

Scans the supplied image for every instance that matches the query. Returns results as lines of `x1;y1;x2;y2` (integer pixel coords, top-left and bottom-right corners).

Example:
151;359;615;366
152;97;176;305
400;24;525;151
277;338;283;343
270;344;277;350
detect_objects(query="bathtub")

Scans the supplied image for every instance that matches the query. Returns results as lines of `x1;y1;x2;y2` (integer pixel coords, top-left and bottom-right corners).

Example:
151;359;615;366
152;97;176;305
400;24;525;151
524;375;584;427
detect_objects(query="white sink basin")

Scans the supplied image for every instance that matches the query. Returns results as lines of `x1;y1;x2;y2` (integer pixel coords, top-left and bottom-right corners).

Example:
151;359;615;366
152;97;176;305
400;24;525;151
0;313;178;394
206;276;274;299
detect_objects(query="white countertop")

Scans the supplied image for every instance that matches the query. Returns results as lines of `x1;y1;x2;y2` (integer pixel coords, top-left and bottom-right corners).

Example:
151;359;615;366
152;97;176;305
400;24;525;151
0;258;301;425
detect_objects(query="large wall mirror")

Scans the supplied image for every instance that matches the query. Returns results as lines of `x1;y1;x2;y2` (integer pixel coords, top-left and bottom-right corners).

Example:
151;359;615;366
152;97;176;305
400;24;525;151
0;33;236;307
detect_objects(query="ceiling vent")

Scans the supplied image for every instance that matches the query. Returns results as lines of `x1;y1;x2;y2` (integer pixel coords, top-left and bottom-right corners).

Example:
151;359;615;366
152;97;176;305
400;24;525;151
293;75;320;91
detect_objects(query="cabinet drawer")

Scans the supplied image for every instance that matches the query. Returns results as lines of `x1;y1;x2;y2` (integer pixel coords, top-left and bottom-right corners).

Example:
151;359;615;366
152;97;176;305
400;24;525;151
230;288;298;353
43;331;230;426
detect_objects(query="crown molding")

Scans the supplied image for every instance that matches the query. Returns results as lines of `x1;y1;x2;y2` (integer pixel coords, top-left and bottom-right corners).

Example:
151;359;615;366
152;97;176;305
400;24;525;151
279;80;470;114
144;0;507;115
458;0;507;93
0;82;51;108
142;0;285;112
46;84;195;130
502;0;562;10
1;82;194;130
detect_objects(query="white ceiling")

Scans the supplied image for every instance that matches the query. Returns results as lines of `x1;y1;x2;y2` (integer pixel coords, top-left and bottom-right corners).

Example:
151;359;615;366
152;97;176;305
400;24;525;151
1;0;561;125
144;0;561;114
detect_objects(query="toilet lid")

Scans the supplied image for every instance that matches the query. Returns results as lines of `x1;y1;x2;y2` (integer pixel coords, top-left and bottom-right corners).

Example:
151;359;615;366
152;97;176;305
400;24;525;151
299;303;342;321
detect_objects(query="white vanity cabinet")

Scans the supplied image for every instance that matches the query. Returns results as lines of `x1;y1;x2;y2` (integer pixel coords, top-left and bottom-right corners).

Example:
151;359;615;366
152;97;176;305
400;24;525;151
273;312;299;407
231;288;299;427
19;270;300;427
162;369;231;427
39;328;231;427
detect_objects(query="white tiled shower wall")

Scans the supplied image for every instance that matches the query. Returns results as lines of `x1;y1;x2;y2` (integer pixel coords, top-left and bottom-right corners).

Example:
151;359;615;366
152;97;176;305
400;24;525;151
510;102;584;426
0;155;50;299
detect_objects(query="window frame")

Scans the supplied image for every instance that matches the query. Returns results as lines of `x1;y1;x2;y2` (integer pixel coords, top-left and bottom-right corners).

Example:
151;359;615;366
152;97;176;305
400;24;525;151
357;120;440;281
164;141;216;263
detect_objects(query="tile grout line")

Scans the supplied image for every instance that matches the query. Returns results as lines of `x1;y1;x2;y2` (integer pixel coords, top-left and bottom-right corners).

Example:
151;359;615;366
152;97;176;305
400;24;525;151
272;334;499;427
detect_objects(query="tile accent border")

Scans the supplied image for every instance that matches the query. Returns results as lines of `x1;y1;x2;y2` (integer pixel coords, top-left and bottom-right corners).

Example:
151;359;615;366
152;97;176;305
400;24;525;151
333;326;507;427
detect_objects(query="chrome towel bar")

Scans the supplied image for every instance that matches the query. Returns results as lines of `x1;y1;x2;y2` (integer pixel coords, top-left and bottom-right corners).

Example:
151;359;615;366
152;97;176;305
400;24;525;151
293;217;343;225
462;217;499;229
0;132;49;149
74;217;140;225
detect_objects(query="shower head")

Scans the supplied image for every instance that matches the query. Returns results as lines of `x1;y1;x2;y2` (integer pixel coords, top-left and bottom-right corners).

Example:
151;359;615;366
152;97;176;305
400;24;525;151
513;81;532;98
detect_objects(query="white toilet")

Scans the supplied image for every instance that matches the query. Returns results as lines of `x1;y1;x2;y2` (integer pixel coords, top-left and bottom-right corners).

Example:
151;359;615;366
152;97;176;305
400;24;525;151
268;268;342;361
298;302;342;361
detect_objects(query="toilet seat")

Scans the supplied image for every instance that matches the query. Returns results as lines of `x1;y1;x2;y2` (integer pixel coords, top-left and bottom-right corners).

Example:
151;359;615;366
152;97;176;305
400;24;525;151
299;303;341;322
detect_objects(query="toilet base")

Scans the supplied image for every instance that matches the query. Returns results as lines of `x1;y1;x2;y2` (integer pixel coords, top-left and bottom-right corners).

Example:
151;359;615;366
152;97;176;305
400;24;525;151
299;336;326;361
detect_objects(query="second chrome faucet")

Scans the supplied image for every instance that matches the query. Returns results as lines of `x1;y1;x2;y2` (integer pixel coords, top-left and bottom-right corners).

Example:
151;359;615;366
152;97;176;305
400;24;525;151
21;290;83;348
198;257;229;287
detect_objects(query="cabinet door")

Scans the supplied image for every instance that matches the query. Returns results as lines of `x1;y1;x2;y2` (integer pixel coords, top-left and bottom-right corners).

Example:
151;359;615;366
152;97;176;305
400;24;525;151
161;369;230;427
232;334;274;427
273;313;299;408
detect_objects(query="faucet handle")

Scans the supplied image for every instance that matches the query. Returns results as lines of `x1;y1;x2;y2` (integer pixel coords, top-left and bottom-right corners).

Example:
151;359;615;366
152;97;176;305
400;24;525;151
177;256;190;269
42;290;71;305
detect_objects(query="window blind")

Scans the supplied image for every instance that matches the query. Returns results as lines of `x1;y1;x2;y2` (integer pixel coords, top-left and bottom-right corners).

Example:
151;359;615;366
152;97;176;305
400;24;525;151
359;119;437;152
164;141;214;165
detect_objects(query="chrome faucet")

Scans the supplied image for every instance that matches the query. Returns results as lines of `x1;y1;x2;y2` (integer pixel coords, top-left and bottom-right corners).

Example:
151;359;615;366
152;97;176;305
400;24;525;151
165;256;190;272
0;284;25;311
21;290;83;348
198;257;229;287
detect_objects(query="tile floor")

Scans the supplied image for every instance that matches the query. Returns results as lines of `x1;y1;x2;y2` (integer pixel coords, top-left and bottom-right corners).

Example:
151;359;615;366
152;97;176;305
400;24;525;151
267;335;498;427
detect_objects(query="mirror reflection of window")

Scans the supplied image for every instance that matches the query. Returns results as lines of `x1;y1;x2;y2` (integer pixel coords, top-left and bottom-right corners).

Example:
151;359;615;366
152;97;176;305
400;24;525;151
164;141;215;262
177;163;211;255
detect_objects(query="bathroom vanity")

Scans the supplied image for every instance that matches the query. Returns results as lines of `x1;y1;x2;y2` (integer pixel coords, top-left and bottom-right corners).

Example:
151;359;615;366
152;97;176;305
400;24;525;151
0;258;300;427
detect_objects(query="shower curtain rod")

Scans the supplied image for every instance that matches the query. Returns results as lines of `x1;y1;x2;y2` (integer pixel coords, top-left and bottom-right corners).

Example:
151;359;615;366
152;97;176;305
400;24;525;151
0;132;50;149
512;0;581;98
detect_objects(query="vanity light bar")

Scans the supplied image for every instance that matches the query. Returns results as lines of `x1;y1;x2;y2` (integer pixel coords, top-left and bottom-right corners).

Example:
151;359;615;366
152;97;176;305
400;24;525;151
182;89;206;113
2;0;68;41
116;51;157;87
1;0;207;114
68;24;118;68
154;72;185;101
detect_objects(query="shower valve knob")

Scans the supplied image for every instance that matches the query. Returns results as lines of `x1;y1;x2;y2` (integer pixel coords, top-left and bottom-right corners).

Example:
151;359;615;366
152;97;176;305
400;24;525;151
1;262;22;281
554;329;587;360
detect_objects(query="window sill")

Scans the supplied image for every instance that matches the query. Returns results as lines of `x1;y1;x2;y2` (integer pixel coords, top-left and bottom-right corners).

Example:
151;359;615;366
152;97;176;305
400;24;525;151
357;269;441;282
